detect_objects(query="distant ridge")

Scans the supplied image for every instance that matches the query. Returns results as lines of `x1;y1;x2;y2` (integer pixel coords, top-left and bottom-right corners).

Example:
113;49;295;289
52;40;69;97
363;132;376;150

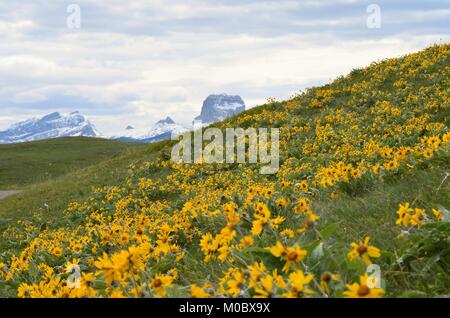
111;117;187;144
0;111;100;144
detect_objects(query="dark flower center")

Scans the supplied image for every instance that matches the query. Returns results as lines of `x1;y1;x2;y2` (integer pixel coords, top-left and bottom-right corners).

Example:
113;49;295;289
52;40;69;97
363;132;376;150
153;279;163;288
357;245;368;255
287;251;298;261
321;272;332;283
357;285;370;297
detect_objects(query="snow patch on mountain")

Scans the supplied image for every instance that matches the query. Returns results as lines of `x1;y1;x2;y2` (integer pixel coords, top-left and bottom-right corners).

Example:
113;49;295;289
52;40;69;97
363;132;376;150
111;117;187;143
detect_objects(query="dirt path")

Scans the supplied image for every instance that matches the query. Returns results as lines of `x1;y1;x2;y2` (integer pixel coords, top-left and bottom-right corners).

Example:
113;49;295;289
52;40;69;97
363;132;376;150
0;191;22;200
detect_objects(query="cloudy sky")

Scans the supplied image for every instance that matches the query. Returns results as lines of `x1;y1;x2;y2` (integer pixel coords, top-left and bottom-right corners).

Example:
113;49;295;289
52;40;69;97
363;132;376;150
0;0;449;134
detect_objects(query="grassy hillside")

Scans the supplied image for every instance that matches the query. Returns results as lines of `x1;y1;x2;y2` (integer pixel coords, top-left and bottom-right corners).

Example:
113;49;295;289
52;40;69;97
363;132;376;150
0;139;164;244
0;137;158;253
0;137;146;189
0;44;448;298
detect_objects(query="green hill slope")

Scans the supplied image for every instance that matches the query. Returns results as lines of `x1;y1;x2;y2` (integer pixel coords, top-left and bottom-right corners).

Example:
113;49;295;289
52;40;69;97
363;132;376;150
0;138;158;238
0;137;146;189
0;44;448;298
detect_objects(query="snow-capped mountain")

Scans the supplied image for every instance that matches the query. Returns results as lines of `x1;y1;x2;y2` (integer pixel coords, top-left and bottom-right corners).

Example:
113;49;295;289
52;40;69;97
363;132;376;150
0;94;245;144
0;111;100;144
194;94;245;125
111;117;187;143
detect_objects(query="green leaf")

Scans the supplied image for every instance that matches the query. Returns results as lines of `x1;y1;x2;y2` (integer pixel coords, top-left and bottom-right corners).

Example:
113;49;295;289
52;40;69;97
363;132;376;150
303;240;321;255
399;290;428;298
320;221;342;240
241;247;271;255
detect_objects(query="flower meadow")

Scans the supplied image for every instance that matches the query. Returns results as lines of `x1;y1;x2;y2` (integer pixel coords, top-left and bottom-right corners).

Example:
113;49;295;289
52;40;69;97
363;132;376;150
0;44;449;298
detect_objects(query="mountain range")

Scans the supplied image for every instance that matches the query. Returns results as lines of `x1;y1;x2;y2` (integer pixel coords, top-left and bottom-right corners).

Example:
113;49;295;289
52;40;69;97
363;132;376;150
0;94;245;144
0;111;99;144
110;117;187;143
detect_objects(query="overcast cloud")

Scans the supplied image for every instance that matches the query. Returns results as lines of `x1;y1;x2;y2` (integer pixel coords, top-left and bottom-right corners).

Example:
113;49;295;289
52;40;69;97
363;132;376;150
0;0;449;134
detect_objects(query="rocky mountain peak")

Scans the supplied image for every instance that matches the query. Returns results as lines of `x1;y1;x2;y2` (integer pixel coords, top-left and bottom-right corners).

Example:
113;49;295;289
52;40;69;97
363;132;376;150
155;116;175;125
194;94;245;124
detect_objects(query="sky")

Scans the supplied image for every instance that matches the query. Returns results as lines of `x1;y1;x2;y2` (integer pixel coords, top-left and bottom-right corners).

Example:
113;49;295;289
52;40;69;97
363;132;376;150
0;0;449;135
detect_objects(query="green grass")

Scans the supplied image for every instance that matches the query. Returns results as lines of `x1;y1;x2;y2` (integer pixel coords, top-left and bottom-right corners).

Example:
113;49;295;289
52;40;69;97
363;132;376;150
0;138;166;244
315;157;450;295
0;137;146;189
0;140;165;221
